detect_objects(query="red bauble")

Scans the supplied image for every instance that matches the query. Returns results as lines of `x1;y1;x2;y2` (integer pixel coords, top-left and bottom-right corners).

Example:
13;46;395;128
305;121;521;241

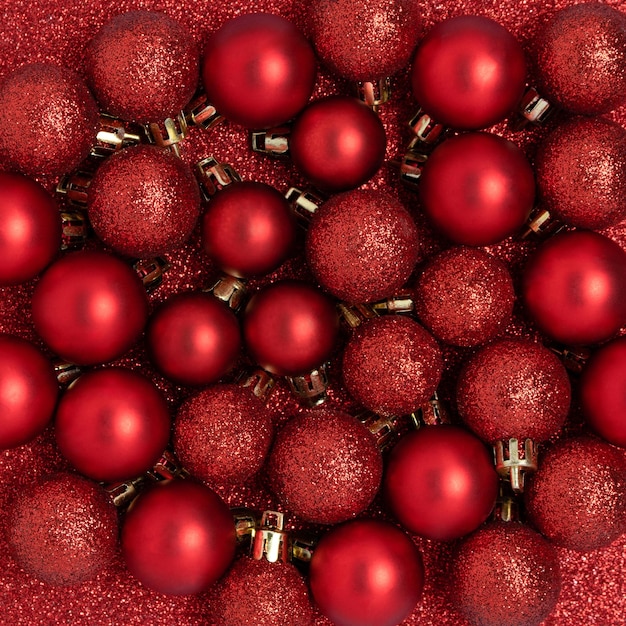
305;189;420;303
7;473;118;586
202;13;316;129
201;182;297;278
267;408;382;524
86;11;199;123
456;338;571;443
310;519;424;626
419;132;535;245
121;480;236;595
342;316;442;416
31;250;148;365
411;15;526;129
451;521;561;626
87;145;201;258
522;230;626;346
147;292;241;386
289;96;387;193
0;63;98;176
243;280;339;377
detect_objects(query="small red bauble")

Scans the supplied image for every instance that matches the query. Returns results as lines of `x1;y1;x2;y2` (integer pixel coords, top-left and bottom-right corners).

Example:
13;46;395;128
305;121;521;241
411;15;527;129
121;480;236;595
201;182;297;278
202;13;316;129
31;250;148;365
86;11;199;123
87;145;201;258
522;230;626;346
289;96;387;193
310;519;424;626
419;132;535;245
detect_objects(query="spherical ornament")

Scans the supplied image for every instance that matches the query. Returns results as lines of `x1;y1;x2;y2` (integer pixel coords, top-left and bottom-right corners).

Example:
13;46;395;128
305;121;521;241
419;132;535;246
289;96;386;193
533;3;626;115
201;182;297;278
87;145;201;258
147;292;241;386
411;15;527;130
86;10;199;123
342;316;443;416
522;230;626;346
173;384;274;486
31;250;148;365
309;519;424;626
0;63;98;176
202;13;316;129
305;189;420;303
6;472;118;586
121;480;236;595
267;408;382;524
456;338;571;443
451;521;561;626
242;280;339;377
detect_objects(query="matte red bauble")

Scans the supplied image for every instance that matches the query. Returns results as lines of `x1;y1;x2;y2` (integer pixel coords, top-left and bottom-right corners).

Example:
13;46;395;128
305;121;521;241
202;13;316;129
121;480;236;595
411;15;527;129
419;132;535;245
522;230;626;346
289;96;386;193
31;250;148;365
310;519;424;626
201;182;297;278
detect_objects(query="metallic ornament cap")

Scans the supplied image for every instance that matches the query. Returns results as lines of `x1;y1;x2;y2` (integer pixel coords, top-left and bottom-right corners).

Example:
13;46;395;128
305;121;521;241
408;107;448;144
284;186;324;226
205;274;248;313
251;511;289;564
512;85;556;130
409;392;449;427
196;156;242;199
251;126;291;157
185;91;224;130
60;210;88;250
145;113;188;157
494;438;539;493
356;409;402;451
93;113;144;158
286;363;330;407
132;256;170;292
521;206;566;240
355;77;391;109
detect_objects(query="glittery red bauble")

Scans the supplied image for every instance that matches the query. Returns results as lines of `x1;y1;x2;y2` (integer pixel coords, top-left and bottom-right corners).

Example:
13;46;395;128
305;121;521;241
451;521;561;626
411;15;526;129
243;280;339;377
31;250;148;365
289;96;386;193
0;63;98;176
87;145;201;258
121;480;236;595
310;519;424;626
202;13;315;129
419;132;535;246
147;292;241;386
173;384;274;486
306;189;420;303
267;408;382;524
457;338;571;443
86;11;199;123
201;182;297;278
342;316;442;416
522;230;626;346
7;472;118;586
533;3;626;115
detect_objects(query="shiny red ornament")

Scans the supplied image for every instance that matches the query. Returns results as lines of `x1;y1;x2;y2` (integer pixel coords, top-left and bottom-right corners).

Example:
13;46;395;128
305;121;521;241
289;96;386;193
121;480;236;595
310;519;424;626
522;230;626;346
202;13;316;129
411;15;527;129
419;132;535;245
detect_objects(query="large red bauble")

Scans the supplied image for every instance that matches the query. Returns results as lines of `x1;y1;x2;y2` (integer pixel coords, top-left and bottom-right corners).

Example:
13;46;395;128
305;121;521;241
384;426;498;541
419;132;535;245
202;13;316;129
289;96;386;193
121;480;236;595
411;15;527;130
31;250;148;365
522;230;626;346
310;519;424;626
